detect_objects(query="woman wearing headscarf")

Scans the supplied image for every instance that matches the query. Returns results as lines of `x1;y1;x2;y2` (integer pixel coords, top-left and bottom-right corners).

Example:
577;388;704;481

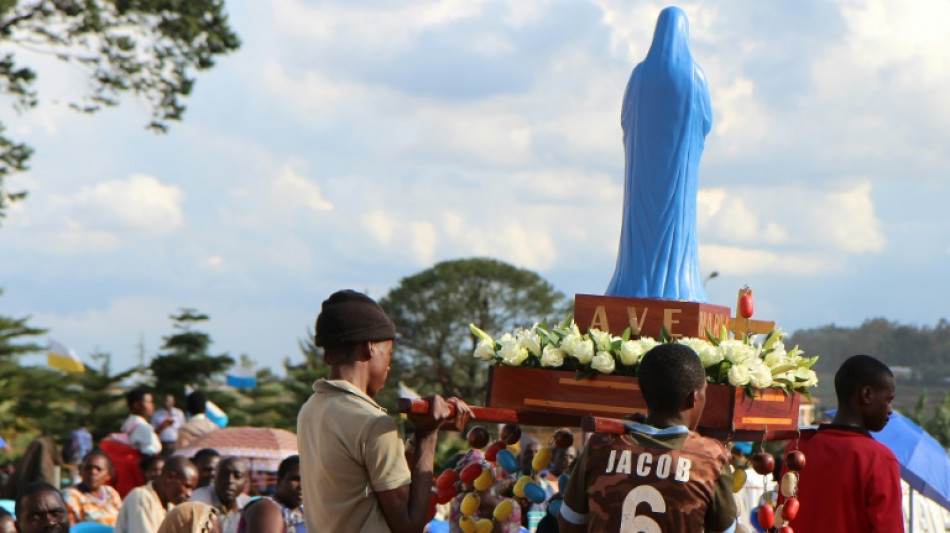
62;450;123;526
158;502;222;533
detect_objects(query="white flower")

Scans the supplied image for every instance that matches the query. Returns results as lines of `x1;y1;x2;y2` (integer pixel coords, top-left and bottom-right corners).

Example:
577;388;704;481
639;338;659;353
719;340;756;365
516;327;542;357
679;338;722;368
795;367;819;388
541;345;566;367
728;363;751;387
619;340;645;366
763;341;788;367
589;328;613;352
591;351;616;374
749;359;773;389
560;332;582;357
763;327;785;350
775;370;795;383
572;339;595;364
498;334;529;366
474;339;495;361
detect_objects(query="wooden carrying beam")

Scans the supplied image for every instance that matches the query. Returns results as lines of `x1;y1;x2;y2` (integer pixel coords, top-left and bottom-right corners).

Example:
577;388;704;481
398;399;802;442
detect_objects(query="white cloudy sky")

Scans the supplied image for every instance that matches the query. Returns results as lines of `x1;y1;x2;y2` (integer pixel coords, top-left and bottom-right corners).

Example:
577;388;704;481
2;0;950;373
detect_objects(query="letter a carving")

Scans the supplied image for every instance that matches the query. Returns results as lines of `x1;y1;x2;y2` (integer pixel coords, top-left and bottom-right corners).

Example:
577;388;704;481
590;305;610;332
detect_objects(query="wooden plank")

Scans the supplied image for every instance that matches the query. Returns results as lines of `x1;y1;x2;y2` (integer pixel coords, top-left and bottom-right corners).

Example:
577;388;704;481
397;398;584;428
486;366;801;432
574;294;731;339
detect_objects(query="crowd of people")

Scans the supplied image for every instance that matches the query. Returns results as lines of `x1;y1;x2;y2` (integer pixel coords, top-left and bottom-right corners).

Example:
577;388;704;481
0;289;906;532
1;384;304;533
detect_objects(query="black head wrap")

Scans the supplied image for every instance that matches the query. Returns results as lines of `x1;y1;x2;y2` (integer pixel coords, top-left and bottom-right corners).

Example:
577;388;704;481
314;290;395;347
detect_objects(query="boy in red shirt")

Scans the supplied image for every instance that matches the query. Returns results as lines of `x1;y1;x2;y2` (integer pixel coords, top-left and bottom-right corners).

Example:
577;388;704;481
787;354;903;532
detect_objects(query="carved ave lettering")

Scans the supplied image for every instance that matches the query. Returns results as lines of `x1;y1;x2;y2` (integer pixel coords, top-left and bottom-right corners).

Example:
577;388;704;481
589;305;610;332
626;307;648;335
663;308;682;338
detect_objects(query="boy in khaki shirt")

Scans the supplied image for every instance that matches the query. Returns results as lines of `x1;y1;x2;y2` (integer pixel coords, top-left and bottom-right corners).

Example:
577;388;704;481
298;290;470;533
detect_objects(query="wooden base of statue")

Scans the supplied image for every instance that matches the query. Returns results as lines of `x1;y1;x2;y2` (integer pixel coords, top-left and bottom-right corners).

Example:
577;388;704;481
485;366;802;441
574;293;732;339
472;293;798;441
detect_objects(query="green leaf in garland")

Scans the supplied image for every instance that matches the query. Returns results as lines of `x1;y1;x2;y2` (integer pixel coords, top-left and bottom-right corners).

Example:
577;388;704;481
659;325;672;343
560;314;574;329
621;327;632;342
469;323;494;343
704;327;720;346
775;378;795;389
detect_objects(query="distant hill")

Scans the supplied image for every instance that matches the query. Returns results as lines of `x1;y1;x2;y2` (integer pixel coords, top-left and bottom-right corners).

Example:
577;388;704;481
786;318;950;420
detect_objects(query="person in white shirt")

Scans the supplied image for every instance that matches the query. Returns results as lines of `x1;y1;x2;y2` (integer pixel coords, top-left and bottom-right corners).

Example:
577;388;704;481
189;457;250;533
151;394;185;457
122;388;163;457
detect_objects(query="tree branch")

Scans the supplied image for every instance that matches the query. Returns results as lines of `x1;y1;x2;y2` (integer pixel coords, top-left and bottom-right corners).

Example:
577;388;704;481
0;5;45;34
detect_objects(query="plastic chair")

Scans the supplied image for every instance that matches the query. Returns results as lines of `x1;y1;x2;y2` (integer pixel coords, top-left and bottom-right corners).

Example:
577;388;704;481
70;523;114;533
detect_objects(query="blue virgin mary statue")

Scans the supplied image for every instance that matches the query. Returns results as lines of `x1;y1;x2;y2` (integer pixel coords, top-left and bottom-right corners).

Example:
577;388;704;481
606;7;712;302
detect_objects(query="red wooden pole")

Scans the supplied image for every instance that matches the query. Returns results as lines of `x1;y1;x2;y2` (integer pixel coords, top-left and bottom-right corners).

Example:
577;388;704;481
397;398;521;424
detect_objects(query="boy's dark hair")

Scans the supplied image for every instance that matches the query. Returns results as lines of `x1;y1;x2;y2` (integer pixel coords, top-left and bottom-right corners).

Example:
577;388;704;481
835;354;893;404
14;481;62;518
186;390;207;415
0;507;11;520
638;343;706;413
126;387;151;410
193;448;221;463
277;455;300;481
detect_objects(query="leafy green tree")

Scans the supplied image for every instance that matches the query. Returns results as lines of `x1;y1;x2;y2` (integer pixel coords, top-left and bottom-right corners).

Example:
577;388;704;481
0;294;47;444
0;0;241;219
150;308;233;398
379;258;570;404
0;290;46;358
925;391;950;448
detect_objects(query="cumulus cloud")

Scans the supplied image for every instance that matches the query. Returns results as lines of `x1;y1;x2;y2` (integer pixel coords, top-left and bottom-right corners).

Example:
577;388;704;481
697;180;886;275
699;244;837;276
51;174;185;234
271;164;334;212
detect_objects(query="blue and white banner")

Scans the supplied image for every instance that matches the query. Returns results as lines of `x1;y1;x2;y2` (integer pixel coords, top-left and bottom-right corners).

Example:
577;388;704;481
226;366;257;389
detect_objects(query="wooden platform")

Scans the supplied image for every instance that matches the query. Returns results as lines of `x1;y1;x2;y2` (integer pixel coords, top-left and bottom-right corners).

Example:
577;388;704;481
486;366;801;440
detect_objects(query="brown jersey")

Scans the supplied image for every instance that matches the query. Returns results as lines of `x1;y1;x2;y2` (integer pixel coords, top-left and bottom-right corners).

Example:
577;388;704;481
561;425;736;532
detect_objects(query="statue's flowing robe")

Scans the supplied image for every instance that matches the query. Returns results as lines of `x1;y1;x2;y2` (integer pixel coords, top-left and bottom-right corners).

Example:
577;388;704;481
606;7;712;302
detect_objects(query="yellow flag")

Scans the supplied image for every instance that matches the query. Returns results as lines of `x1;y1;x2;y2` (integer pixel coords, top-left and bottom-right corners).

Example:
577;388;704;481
48;339;85;373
